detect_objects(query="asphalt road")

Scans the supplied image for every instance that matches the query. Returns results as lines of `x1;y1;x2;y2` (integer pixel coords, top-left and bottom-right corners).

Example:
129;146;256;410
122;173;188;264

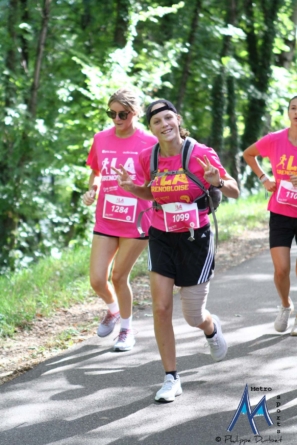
1;248;297;445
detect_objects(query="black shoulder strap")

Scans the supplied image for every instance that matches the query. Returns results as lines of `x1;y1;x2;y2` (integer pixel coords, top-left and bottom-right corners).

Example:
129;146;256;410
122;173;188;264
181;137;219;251
150;143;160;180
181;137;207;194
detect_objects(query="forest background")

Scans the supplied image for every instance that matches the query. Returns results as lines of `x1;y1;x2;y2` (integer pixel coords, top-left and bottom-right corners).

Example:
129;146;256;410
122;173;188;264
0;0;297;275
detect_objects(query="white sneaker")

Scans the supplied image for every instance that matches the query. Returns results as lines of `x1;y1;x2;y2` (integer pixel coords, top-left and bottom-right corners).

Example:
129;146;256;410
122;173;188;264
290;317;297;336
97;310;120;337
274;301;294;332
206;314;228;362
155;374;182;402
113;329;135;351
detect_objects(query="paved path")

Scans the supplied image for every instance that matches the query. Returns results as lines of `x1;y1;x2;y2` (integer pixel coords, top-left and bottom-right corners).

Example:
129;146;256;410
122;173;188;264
1;248;297;445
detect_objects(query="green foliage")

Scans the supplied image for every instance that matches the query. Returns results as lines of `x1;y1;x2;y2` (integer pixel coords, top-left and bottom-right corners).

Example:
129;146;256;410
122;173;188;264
0;0;296;273
0;244;92;337
216;191;270;241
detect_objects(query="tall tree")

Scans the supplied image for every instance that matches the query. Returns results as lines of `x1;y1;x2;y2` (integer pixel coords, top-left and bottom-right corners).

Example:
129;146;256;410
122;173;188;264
225;0;240;184
241;0;283;150
114;0;130;47
1;0;19;268
28;0;52;117
209;0;237;164
176;0;202;112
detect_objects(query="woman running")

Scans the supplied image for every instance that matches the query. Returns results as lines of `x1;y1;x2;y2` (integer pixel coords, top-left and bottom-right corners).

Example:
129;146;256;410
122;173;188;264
83;88;157;351
113;99;239;401
243;95;297;335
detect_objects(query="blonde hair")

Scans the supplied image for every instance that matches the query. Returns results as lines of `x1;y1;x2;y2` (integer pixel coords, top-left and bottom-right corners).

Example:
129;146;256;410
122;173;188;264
108;88;143;117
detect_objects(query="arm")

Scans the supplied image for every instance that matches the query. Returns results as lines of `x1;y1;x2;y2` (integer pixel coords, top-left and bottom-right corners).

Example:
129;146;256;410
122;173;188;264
112;165;154;201
83;170;100;206
196;156;240;199
243;143;276;192
220;173;240;199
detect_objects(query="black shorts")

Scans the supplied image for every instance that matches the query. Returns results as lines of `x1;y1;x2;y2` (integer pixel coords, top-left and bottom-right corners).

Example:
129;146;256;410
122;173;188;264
269;212;297;248
93;231;149;240
148;225;214;287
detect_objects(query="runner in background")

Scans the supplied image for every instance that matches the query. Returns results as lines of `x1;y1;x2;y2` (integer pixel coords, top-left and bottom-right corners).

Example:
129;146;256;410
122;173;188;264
113;99;239;402
83;88;157;351
243;95;297;336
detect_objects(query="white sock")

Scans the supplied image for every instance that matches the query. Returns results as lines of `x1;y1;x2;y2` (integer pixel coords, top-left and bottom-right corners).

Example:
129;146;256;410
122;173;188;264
107;302;119;314
121;316;132;330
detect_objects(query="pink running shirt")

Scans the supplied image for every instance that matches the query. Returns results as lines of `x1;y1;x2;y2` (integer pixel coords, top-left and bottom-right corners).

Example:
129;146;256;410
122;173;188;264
139;141;227;232
256;128;297;217
87;126;157;237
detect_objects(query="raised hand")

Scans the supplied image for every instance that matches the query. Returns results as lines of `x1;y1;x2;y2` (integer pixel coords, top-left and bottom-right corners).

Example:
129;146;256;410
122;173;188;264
112;165;135;192
83;184;98;206
196;155;220;186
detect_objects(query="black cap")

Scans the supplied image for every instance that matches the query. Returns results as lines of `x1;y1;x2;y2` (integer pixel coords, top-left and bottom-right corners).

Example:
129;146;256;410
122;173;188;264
146;99;177;124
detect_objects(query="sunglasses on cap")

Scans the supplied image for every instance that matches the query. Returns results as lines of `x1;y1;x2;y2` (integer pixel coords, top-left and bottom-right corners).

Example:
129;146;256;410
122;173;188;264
106;110;131;120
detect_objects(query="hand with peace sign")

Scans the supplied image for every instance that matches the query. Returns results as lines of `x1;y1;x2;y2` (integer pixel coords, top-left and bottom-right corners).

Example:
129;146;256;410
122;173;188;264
112;165;136;193
196;155;221;187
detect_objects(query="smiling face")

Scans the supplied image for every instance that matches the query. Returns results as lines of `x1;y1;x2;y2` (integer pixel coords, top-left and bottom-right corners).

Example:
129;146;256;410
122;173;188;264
149;103;181;143
288;97;297;128
108;101;136;136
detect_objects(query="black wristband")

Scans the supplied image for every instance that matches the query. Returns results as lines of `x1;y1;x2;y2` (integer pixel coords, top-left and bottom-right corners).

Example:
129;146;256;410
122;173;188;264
215;179;224;189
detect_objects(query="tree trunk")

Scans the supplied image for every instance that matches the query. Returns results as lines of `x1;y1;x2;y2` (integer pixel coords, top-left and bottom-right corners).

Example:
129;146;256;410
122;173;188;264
20;0;29;73
225;0;240;183
81;0;92;30
209;0;236;158
242;0;282;150
28;0;52;117
113;0;130;48
226;75;240;185
176;0;202;112
4;0;18;110
209;68;226;158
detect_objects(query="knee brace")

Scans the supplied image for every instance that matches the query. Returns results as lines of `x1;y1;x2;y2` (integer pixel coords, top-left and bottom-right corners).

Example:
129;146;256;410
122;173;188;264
180;282;210;327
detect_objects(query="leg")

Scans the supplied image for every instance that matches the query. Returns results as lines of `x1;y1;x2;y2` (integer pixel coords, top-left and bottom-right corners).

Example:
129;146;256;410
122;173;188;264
270;246;294;332
150;272;176;371
180;282;214;335
197;314;214;335
90;235;122;338
111;238;147;351
180;283;227;361
270;246;291;307
111;238;148;319
151;272;182;402
90;234;119;304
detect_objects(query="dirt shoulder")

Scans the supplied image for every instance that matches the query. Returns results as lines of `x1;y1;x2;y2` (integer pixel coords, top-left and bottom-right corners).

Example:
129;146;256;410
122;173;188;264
0;226;269;386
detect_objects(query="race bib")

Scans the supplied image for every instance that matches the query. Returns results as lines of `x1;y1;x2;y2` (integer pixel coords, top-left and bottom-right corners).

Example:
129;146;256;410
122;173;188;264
162;202;200;232
103;194;137;223
276;180;297;208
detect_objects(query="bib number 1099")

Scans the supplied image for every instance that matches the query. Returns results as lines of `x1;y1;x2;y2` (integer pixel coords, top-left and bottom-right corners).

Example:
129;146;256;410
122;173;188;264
173;213;190;222
162;202;199;232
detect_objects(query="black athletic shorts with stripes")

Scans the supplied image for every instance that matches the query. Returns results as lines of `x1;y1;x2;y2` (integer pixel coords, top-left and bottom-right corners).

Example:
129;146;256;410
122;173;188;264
148;224;215;287
269;211;297;248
